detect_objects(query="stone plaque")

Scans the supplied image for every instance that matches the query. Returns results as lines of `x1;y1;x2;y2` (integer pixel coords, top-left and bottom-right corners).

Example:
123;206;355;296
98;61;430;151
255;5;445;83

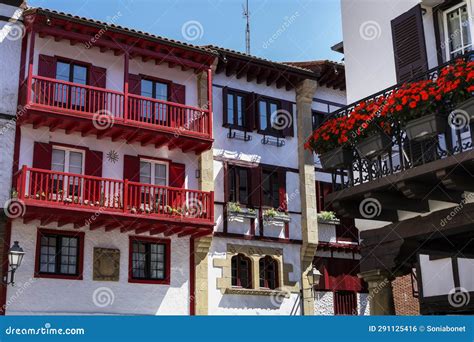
93;248;120;281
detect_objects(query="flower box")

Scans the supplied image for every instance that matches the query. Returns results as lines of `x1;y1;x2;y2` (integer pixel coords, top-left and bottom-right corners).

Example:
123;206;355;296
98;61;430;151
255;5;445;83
263;211;291;223
405;113;447;141
227;206;257;220
454;98;474;122
356;132;392;158
319;147;353;170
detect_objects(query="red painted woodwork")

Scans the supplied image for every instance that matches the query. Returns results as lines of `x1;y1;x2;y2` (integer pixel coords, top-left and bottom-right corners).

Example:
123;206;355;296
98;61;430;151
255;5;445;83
170;83;186;104
314;257;366;292
84;150;103;202
38;54;55;78
169;163;185;188
128;74;141;95
89;66;107;88
128;236;171;285
334;291;357;315
17;166;214;224
123;155;140;182
34;228;85;280
32;142;52;169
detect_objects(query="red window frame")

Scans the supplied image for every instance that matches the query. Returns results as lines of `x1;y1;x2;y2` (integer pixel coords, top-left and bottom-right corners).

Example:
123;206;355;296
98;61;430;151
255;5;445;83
228;165;251;205
259;255;279;290
34;228;85;280
231;254;252;289
128;236;171;285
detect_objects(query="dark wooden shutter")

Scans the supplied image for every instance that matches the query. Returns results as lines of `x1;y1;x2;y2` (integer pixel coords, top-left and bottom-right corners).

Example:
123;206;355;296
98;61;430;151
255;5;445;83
170;83;186;104
89;66;106;88
391;4;428;83
336;217;359;243
245;92;256;131
278;169;287;211
84;150;103;202
169;163;185;188
280;100;294;137
33;142;52;169
128;74;141;95
249;166;261;207
222;87;229;126
38;55;56;78
123;155;140;182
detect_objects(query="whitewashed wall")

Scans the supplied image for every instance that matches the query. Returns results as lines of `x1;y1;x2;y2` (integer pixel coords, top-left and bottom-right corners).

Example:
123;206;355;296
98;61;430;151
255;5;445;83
340;0;457;103
6;220;190;315
314;291;370;315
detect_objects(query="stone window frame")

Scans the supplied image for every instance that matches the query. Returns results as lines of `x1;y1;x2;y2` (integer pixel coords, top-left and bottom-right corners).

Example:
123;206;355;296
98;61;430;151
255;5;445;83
213;243;298;296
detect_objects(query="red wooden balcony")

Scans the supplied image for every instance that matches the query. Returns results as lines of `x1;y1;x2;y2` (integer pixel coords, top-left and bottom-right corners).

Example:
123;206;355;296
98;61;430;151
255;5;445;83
18;76;213;153
16;166;214;237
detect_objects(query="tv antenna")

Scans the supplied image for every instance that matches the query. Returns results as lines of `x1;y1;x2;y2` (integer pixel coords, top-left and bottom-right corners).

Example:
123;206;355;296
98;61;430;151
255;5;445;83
242;0;250;55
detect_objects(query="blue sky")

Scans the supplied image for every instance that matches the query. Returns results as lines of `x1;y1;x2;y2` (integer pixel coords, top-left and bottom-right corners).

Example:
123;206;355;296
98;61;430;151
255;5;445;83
28;0;343;63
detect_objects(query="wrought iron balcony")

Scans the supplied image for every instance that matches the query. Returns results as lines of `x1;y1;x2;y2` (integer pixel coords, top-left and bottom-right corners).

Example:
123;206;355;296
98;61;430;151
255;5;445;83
15;166;214;237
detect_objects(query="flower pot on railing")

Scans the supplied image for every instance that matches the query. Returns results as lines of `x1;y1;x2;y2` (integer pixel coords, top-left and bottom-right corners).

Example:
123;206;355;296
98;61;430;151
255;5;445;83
319;147;353;170
404;113;447;142
263;209;291;223
356;132;392;159
227;202;257;219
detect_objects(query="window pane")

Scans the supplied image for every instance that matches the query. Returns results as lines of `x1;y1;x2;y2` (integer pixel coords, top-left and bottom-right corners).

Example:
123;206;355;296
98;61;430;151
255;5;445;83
72;65;87;85
52;149;65;172
238;168;248;204
259;101;267;131
227;93;234;125
140;162;152;184
155;82;168;101
155;164;167;186
56;62;70;82
68;151;83;174
229;167;236;202
39;235;57;274
237;95;244;127
141;80;153;98
461;6;472;51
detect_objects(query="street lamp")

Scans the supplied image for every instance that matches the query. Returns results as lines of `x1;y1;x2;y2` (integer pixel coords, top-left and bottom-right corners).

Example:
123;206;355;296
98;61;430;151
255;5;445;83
309;266;322;287
4;241;24;286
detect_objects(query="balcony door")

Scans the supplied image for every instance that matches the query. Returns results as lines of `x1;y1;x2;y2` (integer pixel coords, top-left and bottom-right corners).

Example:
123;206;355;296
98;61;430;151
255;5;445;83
51;147;85;201
55;61;88;109
139;160;169;211
443;2;473;60
140;79;169;125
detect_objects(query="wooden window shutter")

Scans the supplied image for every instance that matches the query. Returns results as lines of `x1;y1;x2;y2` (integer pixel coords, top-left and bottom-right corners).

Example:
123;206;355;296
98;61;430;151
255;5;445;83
170;83;186;104
128;74;142;95
249;166;261;207
222;87;228;126
123;155;140;182
89;66;107;88
38;55;56;78
84;150;103;202
245;92;256;131
169;163;185;188
391;4;428;83
33;142;52;169
280;100;294;137
278;169;287;211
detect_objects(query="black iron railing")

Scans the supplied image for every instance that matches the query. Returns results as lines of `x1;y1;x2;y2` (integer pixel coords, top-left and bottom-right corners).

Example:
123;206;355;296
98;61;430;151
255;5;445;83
327;51;474;190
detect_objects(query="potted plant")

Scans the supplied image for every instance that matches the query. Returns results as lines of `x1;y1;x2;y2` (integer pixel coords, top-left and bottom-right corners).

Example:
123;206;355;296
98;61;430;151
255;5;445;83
227;202;258;219
317;211;340;225
263;208;291;223
305;116;353;170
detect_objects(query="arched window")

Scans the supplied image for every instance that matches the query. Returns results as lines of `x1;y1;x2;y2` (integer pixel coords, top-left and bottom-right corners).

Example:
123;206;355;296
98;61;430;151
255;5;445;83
259;256;278;290
231;254;252;289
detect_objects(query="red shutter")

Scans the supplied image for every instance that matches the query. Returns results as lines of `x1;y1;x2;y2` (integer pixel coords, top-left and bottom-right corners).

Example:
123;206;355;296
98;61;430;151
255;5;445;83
249;166;261;208
123;155;140;182
222;87;228;126
170;83;186;104
281;100;294;137
278;169;287;211
84;150;103;202
128;74;141;95
245;92;256;131
38;55;56;78
89;66;106;88
37;55;56;105
33;142;52;169
32;142;52;196
169;163;185;188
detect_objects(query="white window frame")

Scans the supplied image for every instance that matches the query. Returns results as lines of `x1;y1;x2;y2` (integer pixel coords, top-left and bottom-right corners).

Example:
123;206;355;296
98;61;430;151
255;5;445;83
51;146;85;175
139;158;169;187
443;1;474;61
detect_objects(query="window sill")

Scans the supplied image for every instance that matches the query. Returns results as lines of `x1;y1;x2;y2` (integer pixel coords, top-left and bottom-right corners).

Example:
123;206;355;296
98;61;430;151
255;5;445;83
224;287;290;298
34;273;83;280
128;278;170;285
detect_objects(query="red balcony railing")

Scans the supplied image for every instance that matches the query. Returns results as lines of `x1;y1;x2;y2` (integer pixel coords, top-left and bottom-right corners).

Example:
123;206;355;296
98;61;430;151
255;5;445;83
17;166;214;224
26;75;211;138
